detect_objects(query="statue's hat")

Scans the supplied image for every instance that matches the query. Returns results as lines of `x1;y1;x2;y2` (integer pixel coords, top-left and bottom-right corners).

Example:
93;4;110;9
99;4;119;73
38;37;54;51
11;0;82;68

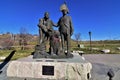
60;3;69;13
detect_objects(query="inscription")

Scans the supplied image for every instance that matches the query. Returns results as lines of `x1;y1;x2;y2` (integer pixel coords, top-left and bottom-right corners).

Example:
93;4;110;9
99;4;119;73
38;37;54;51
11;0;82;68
45;60;54;62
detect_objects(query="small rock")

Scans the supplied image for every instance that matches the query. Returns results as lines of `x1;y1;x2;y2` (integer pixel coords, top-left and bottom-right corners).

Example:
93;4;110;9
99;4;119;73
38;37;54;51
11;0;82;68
0;56;6;60
101;49;110;53
72;50;84;54
92;48;99;50
117;47;120;50
80;44;85;48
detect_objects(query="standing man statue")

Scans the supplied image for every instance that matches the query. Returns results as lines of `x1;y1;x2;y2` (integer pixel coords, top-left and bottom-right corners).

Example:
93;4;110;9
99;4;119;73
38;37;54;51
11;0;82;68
57;3;74;55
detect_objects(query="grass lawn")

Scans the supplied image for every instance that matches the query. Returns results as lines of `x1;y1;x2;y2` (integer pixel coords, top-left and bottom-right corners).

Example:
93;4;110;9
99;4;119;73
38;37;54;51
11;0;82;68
0;40;120;61
72;40;120;54
0;49;33;61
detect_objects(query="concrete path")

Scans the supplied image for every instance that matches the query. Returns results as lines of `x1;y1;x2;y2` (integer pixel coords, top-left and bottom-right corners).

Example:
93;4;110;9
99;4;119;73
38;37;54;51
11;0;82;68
0;62;8;80
84;54;120;80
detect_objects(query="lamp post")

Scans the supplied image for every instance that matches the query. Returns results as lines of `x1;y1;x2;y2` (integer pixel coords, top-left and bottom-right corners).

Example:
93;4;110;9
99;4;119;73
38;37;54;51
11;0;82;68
89;31;92;52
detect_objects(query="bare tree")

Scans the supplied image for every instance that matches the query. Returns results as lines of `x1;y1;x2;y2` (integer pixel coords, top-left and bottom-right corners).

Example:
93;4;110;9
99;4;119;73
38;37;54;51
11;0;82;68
19;27;29;50
1;39;14;50
0;33;14;50
74;33;81;47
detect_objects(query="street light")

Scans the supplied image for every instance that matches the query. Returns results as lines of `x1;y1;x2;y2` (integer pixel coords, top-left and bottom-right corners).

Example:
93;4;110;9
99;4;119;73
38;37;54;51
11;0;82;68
89;31;92;51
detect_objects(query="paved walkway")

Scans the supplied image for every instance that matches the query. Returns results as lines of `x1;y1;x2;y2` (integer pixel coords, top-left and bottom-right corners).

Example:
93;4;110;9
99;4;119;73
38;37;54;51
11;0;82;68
0;62;8;80
84;54;120;80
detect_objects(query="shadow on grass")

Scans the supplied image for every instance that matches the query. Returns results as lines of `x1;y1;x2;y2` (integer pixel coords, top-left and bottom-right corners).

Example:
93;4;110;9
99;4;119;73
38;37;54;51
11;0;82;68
0;50;16;74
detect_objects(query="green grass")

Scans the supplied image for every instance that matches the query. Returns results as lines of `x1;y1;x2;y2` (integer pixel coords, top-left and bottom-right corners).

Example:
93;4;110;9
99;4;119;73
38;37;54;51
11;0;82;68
0;50;13;56
0;49;33;61
0;40;120;61
12;49;33;60
71;40;120;54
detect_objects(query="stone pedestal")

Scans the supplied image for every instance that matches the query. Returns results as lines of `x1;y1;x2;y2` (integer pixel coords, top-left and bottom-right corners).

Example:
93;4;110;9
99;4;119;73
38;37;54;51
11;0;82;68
7;53;92;80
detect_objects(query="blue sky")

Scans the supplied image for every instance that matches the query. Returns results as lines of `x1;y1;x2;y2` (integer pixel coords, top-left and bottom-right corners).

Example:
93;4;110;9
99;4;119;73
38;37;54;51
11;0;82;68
0;0;120;40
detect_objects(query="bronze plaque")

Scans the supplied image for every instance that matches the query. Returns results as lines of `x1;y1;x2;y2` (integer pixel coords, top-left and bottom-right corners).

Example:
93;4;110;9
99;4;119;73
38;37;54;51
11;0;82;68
42;66;54;75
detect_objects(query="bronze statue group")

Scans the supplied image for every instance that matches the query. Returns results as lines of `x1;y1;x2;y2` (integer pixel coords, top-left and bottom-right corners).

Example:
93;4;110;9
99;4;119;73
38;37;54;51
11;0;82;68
33;3;74;58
